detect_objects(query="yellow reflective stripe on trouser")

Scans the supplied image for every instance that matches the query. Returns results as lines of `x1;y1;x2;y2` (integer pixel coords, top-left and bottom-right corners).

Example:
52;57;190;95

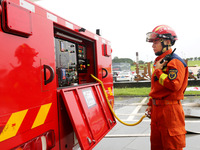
0;109;28;142
32;103;52;129
159;73;168;86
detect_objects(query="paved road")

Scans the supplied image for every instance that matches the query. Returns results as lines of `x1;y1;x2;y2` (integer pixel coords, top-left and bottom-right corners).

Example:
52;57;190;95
94;96;200;150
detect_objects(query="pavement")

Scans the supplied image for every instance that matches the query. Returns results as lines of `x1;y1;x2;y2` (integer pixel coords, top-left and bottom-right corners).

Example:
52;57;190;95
93;96;200;150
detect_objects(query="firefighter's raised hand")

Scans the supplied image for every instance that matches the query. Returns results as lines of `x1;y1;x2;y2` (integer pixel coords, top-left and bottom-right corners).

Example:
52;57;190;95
154;58;168;70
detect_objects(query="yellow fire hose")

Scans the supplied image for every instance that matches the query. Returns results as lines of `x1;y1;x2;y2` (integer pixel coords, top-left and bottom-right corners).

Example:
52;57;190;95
91;74;146;126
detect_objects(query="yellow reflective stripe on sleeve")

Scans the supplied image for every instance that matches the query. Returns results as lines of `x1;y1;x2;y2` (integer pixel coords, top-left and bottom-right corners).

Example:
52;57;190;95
159;73;168;86
0;109;28;142
152;67;154;73
31;103;52;129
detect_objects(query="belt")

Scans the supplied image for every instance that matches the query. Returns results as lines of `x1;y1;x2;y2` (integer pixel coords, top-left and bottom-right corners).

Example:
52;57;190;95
152;99;180;106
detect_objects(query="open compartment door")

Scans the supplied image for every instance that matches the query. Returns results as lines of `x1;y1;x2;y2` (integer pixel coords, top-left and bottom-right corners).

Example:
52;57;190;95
60;83;116;150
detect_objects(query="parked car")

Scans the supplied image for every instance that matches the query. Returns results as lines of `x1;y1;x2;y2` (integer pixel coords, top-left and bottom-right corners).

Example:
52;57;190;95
116;71;133;82
113;71;120;82
197;69;200;79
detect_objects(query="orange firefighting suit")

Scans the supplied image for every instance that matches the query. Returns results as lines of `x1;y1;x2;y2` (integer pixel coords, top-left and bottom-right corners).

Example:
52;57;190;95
147;49;188;150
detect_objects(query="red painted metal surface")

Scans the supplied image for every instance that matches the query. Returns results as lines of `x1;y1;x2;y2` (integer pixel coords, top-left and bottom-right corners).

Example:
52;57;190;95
2;0;32;37
0;1;58;149
60;83;116;150
0;0;114;149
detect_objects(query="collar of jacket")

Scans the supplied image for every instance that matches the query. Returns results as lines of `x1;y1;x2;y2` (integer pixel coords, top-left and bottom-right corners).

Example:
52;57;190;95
155;48;172;62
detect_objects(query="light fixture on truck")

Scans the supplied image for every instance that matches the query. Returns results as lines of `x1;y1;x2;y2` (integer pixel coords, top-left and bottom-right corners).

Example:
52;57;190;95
13;130;55;150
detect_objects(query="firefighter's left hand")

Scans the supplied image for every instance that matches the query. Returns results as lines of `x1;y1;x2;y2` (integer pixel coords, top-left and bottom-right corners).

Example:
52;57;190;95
155;58;168;70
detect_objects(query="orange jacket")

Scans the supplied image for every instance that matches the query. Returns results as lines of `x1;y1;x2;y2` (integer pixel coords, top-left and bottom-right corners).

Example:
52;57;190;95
148;49;188;105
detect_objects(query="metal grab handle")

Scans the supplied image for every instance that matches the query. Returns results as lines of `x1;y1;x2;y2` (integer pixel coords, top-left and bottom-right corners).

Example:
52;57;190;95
43;65;55;85
102;68;108;79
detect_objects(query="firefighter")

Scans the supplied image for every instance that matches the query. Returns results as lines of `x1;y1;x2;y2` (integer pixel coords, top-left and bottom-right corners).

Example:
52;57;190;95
146;25;188;150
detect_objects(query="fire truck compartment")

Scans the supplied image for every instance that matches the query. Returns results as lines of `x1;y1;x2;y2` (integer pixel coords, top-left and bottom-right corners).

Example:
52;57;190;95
2;0;32;37
54;29;96;87
60;83;116;150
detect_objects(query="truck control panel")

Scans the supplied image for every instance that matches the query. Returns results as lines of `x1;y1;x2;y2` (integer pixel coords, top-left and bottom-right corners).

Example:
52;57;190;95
55;37;90;87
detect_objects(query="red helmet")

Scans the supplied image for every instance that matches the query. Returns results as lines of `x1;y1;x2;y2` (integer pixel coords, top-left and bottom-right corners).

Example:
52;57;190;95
15;44;38;58
146;25;177;45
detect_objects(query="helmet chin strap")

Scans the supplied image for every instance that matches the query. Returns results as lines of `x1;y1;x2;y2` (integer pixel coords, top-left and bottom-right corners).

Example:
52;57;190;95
155;39;170;56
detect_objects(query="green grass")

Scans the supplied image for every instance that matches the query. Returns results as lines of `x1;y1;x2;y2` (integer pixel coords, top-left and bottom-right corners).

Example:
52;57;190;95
114;87;200;96
114;87;150;96
188;60;200;66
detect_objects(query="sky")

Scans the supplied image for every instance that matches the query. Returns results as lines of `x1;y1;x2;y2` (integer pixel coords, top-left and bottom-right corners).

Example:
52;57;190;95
34;0;200;62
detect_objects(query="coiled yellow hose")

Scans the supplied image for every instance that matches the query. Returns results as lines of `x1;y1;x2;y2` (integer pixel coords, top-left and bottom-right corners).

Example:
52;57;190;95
91;74;146;126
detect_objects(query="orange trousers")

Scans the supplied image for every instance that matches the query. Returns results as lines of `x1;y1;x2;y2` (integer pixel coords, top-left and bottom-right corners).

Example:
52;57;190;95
150;102;186;150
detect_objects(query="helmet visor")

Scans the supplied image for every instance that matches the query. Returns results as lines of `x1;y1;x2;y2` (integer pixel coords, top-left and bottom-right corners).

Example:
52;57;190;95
146;32;159;42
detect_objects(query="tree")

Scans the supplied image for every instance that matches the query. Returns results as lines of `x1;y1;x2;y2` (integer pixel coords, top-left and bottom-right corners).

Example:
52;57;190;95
113;56;119;60
112;57;134;65
188;58;193;61
139;60;145;64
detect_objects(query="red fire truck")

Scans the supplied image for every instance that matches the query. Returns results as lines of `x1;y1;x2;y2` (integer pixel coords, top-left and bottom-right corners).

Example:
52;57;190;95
0;0;116;149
